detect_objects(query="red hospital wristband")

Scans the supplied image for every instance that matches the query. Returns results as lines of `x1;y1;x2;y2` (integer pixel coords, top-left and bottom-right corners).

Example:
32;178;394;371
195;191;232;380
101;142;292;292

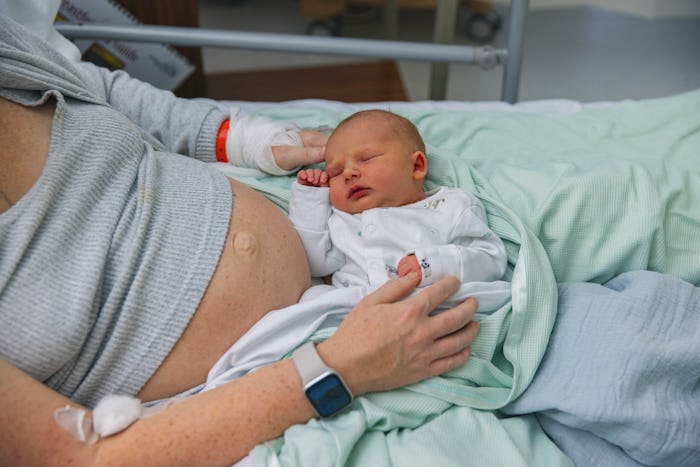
215;118;230;163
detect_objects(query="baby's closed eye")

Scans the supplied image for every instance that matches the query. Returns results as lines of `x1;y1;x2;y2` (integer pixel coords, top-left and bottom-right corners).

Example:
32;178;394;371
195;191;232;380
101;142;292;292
326;166;342;178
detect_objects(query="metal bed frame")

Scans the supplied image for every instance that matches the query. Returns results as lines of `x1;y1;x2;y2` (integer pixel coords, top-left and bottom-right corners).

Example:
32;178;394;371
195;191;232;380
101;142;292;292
56;0;529;103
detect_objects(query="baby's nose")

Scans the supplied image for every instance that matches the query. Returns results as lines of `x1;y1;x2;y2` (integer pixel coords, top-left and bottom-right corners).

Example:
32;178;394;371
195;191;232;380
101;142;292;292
344;170;359;182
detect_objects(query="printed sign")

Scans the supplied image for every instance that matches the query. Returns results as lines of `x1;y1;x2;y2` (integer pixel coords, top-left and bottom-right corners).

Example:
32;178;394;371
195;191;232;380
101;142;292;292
57;0;194;90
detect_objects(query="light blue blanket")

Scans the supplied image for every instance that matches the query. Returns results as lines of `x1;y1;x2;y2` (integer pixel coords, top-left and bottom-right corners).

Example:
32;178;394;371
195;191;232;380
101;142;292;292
503;271;700;466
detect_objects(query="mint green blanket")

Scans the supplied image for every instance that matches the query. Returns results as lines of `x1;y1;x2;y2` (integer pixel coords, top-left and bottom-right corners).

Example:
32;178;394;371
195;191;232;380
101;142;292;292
221;90;700;466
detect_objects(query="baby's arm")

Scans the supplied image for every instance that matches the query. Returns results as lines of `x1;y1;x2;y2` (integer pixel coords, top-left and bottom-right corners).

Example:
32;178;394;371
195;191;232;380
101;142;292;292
407;191;507;285
288;181;344;277
297;168;329;187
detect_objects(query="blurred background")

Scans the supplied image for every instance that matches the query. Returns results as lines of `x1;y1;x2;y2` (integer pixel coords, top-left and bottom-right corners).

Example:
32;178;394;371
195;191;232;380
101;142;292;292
63;0;700;103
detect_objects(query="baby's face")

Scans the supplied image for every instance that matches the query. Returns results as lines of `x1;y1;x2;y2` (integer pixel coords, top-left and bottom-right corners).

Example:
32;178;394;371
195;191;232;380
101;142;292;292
325;115;425;214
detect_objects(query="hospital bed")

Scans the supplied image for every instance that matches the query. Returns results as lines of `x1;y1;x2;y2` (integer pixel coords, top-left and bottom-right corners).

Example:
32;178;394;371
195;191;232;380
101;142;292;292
55;1;700;466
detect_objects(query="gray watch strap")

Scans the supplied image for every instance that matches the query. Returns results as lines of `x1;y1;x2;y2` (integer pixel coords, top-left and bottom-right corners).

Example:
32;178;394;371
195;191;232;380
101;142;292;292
292;341;331;386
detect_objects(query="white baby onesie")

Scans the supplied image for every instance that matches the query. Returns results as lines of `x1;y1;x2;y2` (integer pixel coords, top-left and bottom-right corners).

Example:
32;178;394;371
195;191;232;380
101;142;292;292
289;184;508;288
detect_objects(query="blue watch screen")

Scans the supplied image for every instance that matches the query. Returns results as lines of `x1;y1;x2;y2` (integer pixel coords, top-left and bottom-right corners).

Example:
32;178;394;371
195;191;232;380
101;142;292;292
306;374;352;417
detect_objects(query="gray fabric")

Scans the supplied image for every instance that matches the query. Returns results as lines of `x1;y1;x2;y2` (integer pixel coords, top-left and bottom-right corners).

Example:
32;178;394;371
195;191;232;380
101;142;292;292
0;14;232;408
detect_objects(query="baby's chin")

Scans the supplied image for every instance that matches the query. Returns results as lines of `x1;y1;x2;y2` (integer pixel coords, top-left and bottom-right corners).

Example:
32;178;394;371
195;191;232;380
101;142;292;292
334;198;378;214
336;197;413;215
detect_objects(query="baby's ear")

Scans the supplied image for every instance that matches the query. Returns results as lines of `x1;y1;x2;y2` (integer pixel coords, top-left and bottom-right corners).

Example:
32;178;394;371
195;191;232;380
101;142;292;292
412;151;428;180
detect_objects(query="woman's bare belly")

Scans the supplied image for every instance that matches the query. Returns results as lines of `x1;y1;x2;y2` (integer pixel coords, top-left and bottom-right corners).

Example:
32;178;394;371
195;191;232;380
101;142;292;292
137;179;311;402
0;97;309;402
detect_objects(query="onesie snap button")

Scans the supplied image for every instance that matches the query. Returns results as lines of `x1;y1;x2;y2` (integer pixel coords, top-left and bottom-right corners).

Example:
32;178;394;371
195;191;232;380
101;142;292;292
366;224;376;234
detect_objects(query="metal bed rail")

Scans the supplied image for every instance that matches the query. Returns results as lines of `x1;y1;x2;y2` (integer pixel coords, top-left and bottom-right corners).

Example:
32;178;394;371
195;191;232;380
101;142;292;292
56;0;529;103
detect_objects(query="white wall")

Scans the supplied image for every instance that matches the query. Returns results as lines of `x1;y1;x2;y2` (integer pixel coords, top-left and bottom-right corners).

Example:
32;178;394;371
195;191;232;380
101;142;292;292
494;0;700;18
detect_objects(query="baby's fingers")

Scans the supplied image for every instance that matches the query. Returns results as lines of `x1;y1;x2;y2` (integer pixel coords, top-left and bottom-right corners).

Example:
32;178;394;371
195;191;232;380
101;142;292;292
297;169;311;184
319;171;329;186
311;169;324;185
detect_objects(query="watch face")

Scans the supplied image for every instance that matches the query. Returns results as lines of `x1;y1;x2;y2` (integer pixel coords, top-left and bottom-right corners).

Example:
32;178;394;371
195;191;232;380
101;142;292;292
306;373;352;418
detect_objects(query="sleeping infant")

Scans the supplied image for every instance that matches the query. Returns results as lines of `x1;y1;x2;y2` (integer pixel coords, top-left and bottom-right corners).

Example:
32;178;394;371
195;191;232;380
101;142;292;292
288;109;509;307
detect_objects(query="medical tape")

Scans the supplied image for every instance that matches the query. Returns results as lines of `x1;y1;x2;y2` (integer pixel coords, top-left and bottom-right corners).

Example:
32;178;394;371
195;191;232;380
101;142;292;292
54;394;164;444
225;107;302;175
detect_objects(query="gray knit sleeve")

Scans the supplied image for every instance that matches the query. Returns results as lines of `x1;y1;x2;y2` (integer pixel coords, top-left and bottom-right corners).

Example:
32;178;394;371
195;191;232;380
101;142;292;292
77;61;226;163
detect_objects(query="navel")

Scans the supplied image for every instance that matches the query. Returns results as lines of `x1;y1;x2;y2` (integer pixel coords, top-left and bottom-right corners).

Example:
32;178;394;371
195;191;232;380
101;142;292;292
231;230;258;257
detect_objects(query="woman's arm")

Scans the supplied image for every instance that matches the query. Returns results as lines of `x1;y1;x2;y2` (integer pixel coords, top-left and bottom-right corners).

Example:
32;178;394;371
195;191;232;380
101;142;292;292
80;62;327;170
0;275;479;466
77;61;225;161
0;354;312;466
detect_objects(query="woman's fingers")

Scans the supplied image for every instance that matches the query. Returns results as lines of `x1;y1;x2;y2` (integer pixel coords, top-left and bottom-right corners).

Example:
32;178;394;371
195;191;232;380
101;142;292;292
402;282;479;376
360;275;478;343
299;130;329;148
272;130;328;170
272;145;324;170
427;296;478;339
428;318;480;375
360;272;422;306
428;345;473;376
401;275;461;316
326;276;482;395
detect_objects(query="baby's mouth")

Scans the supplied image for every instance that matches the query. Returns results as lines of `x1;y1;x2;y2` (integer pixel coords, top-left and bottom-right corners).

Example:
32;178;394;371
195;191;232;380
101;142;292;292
348;185;369;200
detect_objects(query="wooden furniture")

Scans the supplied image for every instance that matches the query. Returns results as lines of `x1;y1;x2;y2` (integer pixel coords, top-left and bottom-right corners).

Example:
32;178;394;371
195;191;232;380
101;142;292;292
116;1;407;101
205;60;407;102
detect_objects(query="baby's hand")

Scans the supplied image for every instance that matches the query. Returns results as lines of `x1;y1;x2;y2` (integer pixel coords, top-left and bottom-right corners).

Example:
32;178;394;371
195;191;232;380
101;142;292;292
397;254;421;278
297;168;329;187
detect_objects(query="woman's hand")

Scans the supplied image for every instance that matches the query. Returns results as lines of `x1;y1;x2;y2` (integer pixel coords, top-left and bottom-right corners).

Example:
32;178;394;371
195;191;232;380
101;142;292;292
318;274;479;396
272;130;328;171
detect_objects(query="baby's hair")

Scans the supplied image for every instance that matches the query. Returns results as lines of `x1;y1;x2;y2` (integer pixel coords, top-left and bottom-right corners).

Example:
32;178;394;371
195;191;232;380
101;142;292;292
335;109;426;153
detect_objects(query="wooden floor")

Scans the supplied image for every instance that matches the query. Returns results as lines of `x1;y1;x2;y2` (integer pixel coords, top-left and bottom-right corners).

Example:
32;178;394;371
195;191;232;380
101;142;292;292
205;60;408;102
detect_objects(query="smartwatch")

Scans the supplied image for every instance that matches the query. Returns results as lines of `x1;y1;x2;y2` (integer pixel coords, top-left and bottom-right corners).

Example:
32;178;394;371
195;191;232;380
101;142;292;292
292;341;353;418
